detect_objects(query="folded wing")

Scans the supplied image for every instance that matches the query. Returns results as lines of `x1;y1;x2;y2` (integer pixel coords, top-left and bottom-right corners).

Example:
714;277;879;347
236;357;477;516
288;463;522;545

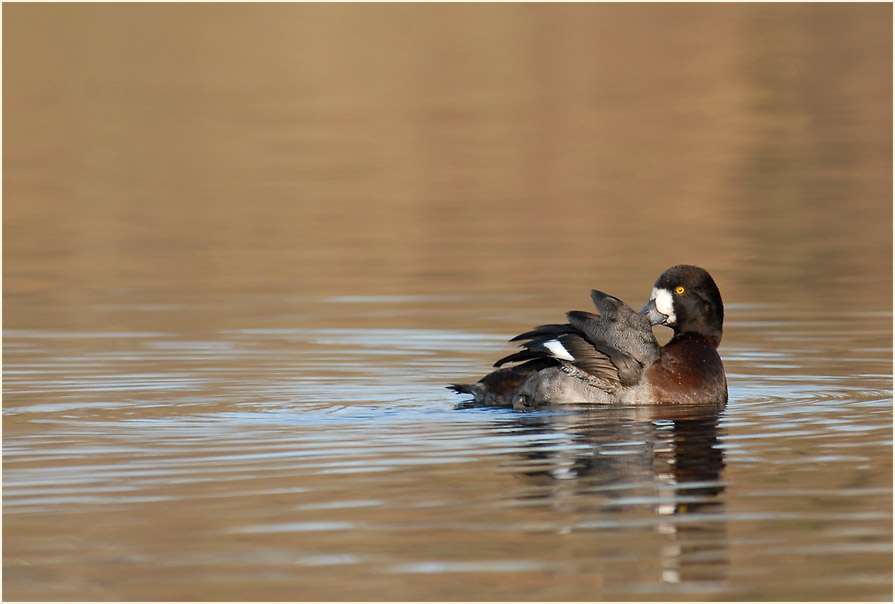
493;291;659;391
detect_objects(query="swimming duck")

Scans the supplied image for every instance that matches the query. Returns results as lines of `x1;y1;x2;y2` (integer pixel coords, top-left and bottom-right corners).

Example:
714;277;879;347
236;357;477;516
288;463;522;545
449;265;727;408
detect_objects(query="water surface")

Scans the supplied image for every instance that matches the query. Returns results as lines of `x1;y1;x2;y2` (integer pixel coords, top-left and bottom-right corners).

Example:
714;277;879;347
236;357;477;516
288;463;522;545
4;4;892;601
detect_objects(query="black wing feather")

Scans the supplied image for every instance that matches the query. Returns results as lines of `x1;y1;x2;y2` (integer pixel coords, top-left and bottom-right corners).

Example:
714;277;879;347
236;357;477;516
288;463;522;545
509;323;570;342
493;349;543;368
496;305;648;389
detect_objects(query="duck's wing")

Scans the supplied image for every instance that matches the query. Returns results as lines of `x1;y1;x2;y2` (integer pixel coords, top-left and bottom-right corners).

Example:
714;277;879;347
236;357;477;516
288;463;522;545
565;311;645;386
589;289;624;314
494;318;640;391
575;290;662;381
493;324;570;367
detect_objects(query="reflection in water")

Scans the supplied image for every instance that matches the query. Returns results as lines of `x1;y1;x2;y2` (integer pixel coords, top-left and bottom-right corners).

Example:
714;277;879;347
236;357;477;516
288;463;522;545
508;405;727;587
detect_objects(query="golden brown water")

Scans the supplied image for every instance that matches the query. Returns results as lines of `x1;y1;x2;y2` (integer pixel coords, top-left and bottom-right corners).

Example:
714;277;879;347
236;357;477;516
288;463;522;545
4;4;892;601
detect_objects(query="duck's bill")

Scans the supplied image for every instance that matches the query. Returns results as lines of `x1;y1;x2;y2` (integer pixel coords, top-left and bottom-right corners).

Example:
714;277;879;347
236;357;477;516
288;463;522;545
639;298;668;326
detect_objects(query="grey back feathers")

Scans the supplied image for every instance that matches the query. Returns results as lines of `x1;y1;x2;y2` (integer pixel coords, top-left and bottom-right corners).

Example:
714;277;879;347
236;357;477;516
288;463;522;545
582;290;659;368
494;289;659;391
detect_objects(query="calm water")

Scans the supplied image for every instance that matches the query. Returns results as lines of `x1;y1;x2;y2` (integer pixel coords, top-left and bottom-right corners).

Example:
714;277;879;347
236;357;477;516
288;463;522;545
4;4;892;601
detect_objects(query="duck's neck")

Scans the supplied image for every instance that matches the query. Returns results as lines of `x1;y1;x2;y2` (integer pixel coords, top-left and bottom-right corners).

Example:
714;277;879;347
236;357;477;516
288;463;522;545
671;331;721;349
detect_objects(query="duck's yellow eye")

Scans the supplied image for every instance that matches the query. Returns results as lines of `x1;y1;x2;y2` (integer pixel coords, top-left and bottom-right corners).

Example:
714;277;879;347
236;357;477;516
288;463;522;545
675;286;685;295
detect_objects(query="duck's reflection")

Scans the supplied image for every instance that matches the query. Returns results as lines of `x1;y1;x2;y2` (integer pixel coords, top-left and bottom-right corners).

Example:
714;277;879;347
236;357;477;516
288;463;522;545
507;404;727;587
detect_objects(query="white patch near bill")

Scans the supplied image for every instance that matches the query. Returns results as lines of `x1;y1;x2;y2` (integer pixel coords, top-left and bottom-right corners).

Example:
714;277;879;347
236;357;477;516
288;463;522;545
544;339;575;361
653;287;677;324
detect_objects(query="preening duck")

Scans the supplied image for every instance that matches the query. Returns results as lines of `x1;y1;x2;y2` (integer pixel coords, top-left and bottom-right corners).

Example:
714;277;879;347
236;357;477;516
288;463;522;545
449;265;727;408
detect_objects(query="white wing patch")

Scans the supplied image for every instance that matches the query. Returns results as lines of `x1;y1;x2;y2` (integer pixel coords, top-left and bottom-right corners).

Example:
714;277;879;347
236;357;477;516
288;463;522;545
543;339;575;361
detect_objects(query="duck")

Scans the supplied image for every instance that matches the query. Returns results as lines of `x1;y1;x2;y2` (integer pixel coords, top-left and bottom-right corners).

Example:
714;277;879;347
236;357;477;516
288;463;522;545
449;265;727;408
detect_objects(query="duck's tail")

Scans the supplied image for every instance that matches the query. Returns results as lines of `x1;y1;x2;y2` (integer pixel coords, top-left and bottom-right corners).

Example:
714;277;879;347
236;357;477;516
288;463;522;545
446;383;475;395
